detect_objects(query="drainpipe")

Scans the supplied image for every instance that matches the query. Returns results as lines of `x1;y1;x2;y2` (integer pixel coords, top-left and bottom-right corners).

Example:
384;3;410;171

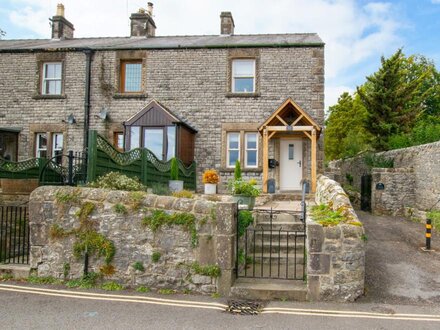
83;48;94;151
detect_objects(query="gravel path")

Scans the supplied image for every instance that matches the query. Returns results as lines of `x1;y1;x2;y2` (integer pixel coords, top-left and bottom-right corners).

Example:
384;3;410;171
357;211;440;305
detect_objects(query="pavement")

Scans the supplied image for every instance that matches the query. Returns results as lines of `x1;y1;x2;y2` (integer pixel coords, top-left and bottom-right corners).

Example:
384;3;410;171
356;211;440;305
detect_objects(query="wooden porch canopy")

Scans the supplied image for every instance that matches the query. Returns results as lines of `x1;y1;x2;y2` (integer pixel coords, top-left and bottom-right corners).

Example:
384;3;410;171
259;98;322;193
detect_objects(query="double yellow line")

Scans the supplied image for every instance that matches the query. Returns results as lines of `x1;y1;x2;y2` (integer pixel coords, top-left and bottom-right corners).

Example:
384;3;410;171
1;283;440;322
0;283;227;311
262;307;440;322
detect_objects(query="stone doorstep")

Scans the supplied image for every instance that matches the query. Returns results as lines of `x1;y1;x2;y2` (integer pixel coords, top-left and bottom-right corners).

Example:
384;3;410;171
231;278;308;301
0;264;31;278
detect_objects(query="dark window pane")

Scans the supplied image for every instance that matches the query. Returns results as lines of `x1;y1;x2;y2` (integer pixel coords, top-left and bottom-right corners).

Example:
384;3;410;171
229;150;239;167
145;128;164;160
246;150;257;166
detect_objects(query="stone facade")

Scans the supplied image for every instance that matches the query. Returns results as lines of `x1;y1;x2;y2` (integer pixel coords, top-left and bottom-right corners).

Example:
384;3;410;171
29;186;237;295
328;141;440;215
307;175;365;302
0;11;324;193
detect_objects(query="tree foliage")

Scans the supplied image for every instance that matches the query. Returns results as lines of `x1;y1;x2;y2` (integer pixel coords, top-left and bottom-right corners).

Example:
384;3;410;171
357;49;429;151
325;49;440;160
324;92;371;160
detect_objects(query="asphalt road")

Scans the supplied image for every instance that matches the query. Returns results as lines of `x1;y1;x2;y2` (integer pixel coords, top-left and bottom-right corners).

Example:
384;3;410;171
357;211;440;305
1;283;440;330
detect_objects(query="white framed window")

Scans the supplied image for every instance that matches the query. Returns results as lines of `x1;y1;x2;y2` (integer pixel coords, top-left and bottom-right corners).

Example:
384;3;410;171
245;132;258;168
35;133;48;158
52;133;63;164
42;62;62;95
232;59;255;93
227;132;240;168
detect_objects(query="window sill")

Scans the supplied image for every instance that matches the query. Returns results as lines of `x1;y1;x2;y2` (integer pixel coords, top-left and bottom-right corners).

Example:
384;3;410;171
226;92;261;98
113;93;148;99
32;94;66;100
220;167;262;173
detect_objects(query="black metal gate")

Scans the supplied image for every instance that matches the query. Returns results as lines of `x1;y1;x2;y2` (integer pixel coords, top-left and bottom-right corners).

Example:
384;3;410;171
0;205;29;264
236;207;306;280
361;174;372;211
39;150;87;186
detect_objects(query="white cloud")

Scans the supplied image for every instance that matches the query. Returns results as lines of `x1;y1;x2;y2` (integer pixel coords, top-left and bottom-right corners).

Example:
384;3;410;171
5;0;403;109
432;0;440;4
325;85;354;113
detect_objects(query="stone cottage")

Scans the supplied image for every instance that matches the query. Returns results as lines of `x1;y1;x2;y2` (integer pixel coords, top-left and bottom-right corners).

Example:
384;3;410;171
0;3;324;192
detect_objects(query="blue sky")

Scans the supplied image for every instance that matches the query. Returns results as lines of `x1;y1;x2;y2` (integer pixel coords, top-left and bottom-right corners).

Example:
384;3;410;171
1;0;439;110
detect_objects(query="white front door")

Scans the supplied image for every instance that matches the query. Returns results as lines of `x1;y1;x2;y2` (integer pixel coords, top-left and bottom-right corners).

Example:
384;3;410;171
280;139;303;190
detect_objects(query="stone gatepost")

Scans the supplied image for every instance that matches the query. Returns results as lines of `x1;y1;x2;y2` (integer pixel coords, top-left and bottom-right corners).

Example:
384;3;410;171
215;202;237;296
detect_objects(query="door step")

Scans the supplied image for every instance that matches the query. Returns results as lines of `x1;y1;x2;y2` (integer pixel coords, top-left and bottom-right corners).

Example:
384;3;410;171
231;278;308;301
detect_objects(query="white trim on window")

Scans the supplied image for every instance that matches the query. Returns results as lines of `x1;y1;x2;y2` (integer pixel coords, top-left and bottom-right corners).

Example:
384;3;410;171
42;62;62;95
245;132;258;168
35;133;48;158
232;59;255;93
227;132;240;168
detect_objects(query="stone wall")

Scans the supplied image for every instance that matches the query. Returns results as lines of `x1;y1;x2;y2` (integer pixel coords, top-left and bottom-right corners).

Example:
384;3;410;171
307;175;365;302
328;141;440;214
29;186;236;295
371;168;415;216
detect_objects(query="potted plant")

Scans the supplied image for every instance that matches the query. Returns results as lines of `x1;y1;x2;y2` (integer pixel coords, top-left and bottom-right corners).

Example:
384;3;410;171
228;161;261;210
202;169;219;194
168;158;184;192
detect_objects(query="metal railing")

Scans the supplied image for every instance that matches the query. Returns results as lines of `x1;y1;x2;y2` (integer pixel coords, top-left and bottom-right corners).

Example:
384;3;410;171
0;205;29;264
236;207;306;281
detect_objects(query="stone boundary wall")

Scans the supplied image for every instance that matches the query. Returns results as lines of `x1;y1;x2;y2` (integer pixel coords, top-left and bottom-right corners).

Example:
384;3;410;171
372;168;415;216
29;186;236;295
328;141;440;214
307;175;365;302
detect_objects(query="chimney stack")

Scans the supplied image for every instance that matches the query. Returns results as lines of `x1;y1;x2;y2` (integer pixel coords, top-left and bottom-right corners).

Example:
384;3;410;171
51;3;75;39
130;2;156;37
220;12;234;35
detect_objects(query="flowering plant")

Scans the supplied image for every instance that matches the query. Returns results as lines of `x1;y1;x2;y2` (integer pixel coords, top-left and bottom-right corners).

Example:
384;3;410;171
202;169;220;184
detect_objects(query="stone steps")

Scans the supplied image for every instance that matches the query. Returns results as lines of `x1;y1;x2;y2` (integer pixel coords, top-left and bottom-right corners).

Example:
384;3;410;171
231;278;308;301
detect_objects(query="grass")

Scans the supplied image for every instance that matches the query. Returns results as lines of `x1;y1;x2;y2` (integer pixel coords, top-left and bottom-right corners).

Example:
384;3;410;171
311;204;346;227
65;272;100;289
101;281;124;291
151;252;161;263
27;276;62;285
132;261;145;272
190;262;221;278
427;210;440;230
136;286;151;293
113;203;128;215
158;288;176;295
0;274;14;281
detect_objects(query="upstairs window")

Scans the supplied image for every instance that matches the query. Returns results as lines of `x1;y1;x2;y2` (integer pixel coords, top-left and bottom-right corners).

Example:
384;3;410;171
232;59;255;93
120;60;142;93
42;62;62;95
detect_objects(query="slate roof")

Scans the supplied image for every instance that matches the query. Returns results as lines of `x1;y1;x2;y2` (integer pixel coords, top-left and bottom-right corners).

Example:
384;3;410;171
0;34;324;52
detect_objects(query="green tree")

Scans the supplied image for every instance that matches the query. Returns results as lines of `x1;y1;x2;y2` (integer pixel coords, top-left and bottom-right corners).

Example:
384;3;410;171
324;92;371;160
357;49;428;151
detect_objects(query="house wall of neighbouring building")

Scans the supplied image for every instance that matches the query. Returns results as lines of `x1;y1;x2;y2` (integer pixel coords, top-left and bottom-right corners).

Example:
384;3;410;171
0;46;324;192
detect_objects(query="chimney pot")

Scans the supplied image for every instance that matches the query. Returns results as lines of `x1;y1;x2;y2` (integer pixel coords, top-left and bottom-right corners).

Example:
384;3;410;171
56;3;65;17
51;3;74;39
220;12;235;35
147;2;154;16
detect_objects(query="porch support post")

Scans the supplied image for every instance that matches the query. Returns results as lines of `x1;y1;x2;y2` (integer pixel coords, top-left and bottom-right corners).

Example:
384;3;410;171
311;128;317;193
262;128;269;193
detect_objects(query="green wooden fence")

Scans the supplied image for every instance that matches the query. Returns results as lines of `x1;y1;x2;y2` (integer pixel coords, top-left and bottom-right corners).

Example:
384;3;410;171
0;158;63;183
87;131;197;190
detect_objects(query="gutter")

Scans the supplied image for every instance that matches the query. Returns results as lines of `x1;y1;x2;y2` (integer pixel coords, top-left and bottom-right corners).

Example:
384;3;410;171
83;48;94;151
